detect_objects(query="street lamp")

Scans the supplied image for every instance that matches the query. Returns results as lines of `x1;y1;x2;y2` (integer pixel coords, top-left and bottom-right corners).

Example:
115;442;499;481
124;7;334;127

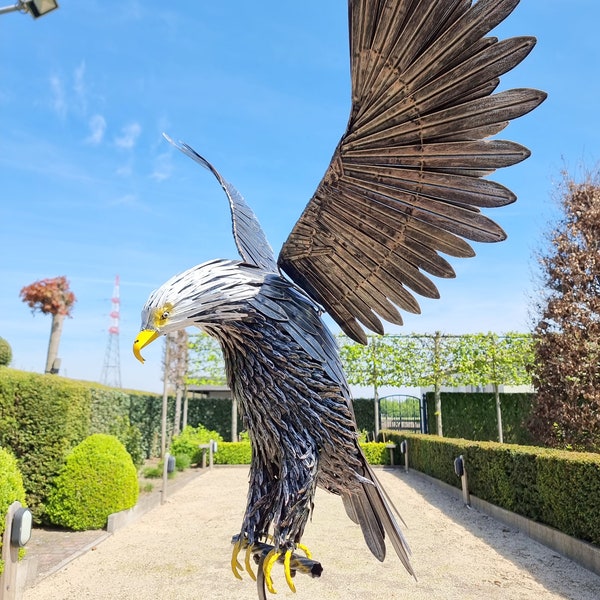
0;0;59;18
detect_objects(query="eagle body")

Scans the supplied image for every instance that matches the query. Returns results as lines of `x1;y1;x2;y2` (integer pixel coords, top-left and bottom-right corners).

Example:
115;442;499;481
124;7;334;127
134;0;546;594
140;258;408;564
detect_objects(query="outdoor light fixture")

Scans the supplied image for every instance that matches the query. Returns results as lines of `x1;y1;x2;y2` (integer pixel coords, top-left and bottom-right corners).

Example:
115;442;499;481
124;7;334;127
0;0;59;18
10;506;33;548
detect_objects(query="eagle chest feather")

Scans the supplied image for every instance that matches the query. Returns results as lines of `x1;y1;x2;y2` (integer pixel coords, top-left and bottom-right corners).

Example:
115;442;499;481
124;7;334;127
215;297;357;463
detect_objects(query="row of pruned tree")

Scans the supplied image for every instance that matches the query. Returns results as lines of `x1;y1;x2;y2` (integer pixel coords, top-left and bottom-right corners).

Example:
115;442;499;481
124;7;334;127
338;332;533;442
16;174;599;454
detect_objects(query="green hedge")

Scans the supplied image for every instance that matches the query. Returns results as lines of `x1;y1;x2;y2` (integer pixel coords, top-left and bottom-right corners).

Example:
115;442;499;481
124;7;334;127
213;442;252;465
0;369;143;521
45;434;139;530
352;399;378;436
210;441;391;466
384;431;600;547
0;370;91;520
185;398;244;442
425;392;534;444
89;386;144;466
0;447;27;574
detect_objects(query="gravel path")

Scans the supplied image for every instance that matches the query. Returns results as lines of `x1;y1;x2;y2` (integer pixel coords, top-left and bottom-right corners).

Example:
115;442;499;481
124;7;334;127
23;466;600;600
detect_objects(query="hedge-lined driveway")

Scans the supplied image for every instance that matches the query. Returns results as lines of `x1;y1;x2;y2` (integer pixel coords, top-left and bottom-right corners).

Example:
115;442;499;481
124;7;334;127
23;466;600;599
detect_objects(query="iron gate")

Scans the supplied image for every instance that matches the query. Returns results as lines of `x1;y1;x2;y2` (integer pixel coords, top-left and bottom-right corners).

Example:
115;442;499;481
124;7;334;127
379;394;426;433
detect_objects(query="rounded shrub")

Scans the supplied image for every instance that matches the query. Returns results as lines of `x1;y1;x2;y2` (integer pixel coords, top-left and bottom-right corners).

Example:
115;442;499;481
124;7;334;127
0;337;12;366
0;447;27;574
46;434;139;530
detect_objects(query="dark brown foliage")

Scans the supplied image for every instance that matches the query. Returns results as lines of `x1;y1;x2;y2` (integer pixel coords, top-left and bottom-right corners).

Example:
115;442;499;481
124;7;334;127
528;175;600;452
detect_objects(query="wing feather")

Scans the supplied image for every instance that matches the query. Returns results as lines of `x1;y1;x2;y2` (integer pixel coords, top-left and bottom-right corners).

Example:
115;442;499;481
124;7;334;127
279;0;546;341
164;135;278;272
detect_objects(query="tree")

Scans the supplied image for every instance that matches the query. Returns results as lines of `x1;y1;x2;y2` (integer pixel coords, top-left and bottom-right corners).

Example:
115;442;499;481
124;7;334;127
453;333;534;442
20;276;76;374
0;337;12;366
528;175;600;452
187;333;227;385
396;332;463;437
339;332;533;438
339;332;459;436
187;333;241;440
164;330;189;436
338;334;403;437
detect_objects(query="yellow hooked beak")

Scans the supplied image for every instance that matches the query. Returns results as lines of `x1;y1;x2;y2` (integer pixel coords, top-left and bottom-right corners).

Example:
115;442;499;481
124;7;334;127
133;329;160;363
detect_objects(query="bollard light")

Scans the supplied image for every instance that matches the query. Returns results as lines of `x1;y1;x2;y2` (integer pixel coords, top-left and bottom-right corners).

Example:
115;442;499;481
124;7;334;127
454;455;465;478
10;506;32;548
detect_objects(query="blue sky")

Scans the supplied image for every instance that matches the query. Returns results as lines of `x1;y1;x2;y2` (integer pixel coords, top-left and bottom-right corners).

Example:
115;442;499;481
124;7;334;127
1;1;599;393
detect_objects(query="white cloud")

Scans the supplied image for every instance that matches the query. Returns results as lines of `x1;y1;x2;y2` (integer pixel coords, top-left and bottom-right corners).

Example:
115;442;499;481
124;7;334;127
86;114;106;145
115;122;142;149
49;75;67;118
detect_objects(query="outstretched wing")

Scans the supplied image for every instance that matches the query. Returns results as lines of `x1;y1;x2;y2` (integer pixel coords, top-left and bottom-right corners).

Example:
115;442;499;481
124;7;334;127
164;134;278;273
278;0;546;343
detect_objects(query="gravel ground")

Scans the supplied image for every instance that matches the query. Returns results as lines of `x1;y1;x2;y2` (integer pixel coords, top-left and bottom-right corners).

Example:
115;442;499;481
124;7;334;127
23;466;600;600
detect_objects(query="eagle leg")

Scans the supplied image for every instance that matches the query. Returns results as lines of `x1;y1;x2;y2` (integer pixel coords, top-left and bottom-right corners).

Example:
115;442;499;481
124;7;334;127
232;536;322;595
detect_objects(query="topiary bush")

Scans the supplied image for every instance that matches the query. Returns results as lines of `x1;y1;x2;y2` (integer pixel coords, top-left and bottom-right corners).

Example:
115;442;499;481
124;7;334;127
45;434;139;530
0;337;12;366
0;447;27;574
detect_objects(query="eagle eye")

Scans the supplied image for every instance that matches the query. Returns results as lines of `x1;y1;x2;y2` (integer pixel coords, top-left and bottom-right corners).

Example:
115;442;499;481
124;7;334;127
153;303;173;328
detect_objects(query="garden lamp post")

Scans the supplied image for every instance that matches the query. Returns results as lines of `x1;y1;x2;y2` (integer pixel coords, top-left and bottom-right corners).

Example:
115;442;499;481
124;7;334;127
0;0;58;18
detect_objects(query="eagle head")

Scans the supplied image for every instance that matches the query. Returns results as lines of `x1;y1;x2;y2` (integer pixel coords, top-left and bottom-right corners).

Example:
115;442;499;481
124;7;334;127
133;259;264;363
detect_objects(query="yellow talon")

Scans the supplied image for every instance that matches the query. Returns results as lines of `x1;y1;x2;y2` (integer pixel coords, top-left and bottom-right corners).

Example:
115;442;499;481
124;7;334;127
296;542;312;560
231;538;244;580
283;550;296;593
245;544;257;581
263;549;281;594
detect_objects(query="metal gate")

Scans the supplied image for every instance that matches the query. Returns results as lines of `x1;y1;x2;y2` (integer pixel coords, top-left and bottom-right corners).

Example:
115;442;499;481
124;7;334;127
379;394;426;433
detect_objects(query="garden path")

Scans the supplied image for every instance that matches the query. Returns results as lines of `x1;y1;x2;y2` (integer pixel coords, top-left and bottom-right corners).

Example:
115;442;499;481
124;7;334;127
22;466;600;600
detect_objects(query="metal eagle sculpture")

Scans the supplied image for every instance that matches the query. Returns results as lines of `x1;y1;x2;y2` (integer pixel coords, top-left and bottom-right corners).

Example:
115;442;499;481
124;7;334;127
134;0;545;596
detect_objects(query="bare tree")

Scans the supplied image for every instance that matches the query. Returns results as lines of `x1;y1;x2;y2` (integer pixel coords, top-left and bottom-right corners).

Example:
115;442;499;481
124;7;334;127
20;276;76;374
528;174;600;452
164;329;189;436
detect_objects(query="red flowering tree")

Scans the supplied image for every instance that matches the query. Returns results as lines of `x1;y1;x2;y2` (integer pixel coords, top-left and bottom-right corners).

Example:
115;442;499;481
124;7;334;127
20;276;76;374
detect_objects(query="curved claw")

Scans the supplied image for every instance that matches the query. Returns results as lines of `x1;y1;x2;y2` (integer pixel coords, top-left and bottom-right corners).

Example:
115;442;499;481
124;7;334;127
283;550;296;593
231;538;244;580
296;543;312;560
263;549;282;594
245;543;257;581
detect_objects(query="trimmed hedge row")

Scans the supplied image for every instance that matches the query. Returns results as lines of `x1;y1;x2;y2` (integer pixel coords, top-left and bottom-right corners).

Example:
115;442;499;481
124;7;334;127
208;441;392;466
384;431;600;547
425;392;534;444
0;370;91;519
